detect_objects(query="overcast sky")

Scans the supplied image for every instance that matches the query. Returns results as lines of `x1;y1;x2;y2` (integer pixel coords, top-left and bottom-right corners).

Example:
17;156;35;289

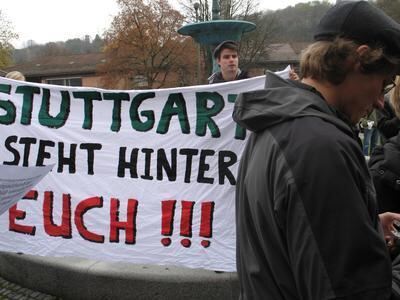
2;0;334;49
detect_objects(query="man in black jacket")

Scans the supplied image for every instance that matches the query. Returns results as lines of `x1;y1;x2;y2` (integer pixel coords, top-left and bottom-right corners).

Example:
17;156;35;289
233;1;400;299
369;133;400;214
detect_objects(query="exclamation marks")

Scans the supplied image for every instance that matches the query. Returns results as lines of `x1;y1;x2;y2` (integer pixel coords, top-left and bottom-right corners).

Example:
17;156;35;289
180;201;195;248
161;200;176;246
160;200;215;248
200;202;215;248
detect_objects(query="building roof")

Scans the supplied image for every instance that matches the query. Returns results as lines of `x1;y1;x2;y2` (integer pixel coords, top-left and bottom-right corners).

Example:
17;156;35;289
3;43;311;80
5;52;107;78
289;42;310;55
266;42;310;62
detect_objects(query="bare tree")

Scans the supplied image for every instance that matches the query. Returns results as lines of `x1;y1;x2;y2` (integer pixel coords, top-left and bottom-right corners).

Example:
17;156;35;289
180;0;259;22
239;11;278;69
100;0;197;89
0;10;18;69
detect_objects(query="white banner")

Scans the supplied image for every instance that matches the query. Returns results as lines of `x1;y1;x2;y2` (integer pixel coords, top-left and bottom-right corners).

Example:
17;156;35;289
0;164;53;215
0;75;265;272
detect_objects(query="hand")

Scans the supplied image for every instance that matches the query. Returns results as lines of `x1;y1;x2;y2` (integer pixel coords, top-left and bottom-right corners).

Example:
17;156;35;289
289;69;299;81
379;212;400;243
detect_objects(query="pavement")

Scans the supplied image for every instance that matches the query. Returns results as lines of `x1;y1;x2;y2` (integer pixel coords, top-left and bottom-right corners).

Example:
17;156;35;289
0;276;58;300
0;252;239;300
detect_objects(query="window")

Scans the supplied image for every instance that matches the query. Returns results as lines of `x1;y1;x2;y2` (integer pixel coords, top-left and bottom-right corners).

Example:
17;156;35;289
46;77;82;86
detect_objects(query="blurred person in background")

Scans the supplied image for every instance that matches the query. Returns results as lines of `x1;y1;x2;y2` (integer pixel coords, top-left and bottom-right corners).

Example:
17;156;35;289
5;71;25;81
360;109;379;156
370;76;400;214
369;78;400;259
377;76;400;143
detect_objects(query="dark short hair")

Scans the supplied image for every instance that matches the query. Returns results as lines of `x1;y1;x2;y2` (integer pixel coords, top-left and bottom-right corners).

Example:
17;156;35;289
213;40;239;59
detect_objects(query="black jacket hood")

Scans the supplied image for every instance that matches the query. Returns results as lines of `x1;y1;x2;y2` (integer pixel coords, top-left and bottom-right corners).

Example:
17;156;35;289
233;71;353;136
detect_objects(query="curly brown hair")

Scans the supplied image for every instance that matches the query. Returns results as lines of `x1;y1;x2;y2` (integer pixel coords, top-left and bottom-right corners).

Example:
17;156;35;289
300;38;399;85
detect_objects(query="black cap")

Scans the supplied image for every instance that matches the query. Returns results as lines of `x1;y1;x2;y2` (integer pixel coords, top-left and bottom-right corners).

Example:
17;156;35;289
213;40;239;59
314;1;400;57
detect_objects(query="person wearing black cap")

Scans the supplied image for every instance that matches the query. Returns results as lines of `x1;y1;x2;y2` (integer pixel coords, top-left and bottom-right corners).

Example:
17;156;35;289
233;1;400;299
208;40;249;84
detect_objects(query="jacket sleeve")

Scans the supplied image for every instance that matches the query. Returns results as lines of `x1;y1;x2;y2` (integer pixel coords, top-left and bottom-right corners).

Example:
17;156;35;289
377;102;400;140
369;138;400;195
282;129;392;299
392;256;400;299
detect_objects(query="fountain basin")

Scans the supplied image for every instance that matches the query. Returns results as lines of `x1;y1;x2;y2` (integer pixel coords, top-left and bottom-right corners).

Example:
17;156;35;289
178;20;256;45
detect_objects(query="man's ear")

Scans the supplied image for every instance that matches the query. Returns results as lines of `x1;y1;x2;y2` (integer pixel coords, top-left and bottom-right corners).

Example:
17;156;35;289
356;45;371;56
354;45;371;70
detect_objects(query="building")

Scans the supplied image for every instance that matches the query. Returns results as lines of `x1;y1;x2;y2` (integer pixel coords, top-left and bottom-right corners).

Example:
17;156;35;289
246;42;309;76
3;42;309;88
3;52;107;87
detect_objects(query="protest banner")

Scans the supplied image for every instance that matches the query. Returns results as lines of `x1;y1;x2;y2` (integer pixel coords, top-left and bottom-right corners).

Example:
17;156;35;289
0;164;53;215
0;75;265;271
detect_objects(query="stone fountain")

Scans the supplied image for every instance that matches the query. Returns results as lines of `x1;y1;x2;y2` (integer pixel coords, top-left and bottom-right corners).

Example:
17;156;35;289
178;0;256;74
